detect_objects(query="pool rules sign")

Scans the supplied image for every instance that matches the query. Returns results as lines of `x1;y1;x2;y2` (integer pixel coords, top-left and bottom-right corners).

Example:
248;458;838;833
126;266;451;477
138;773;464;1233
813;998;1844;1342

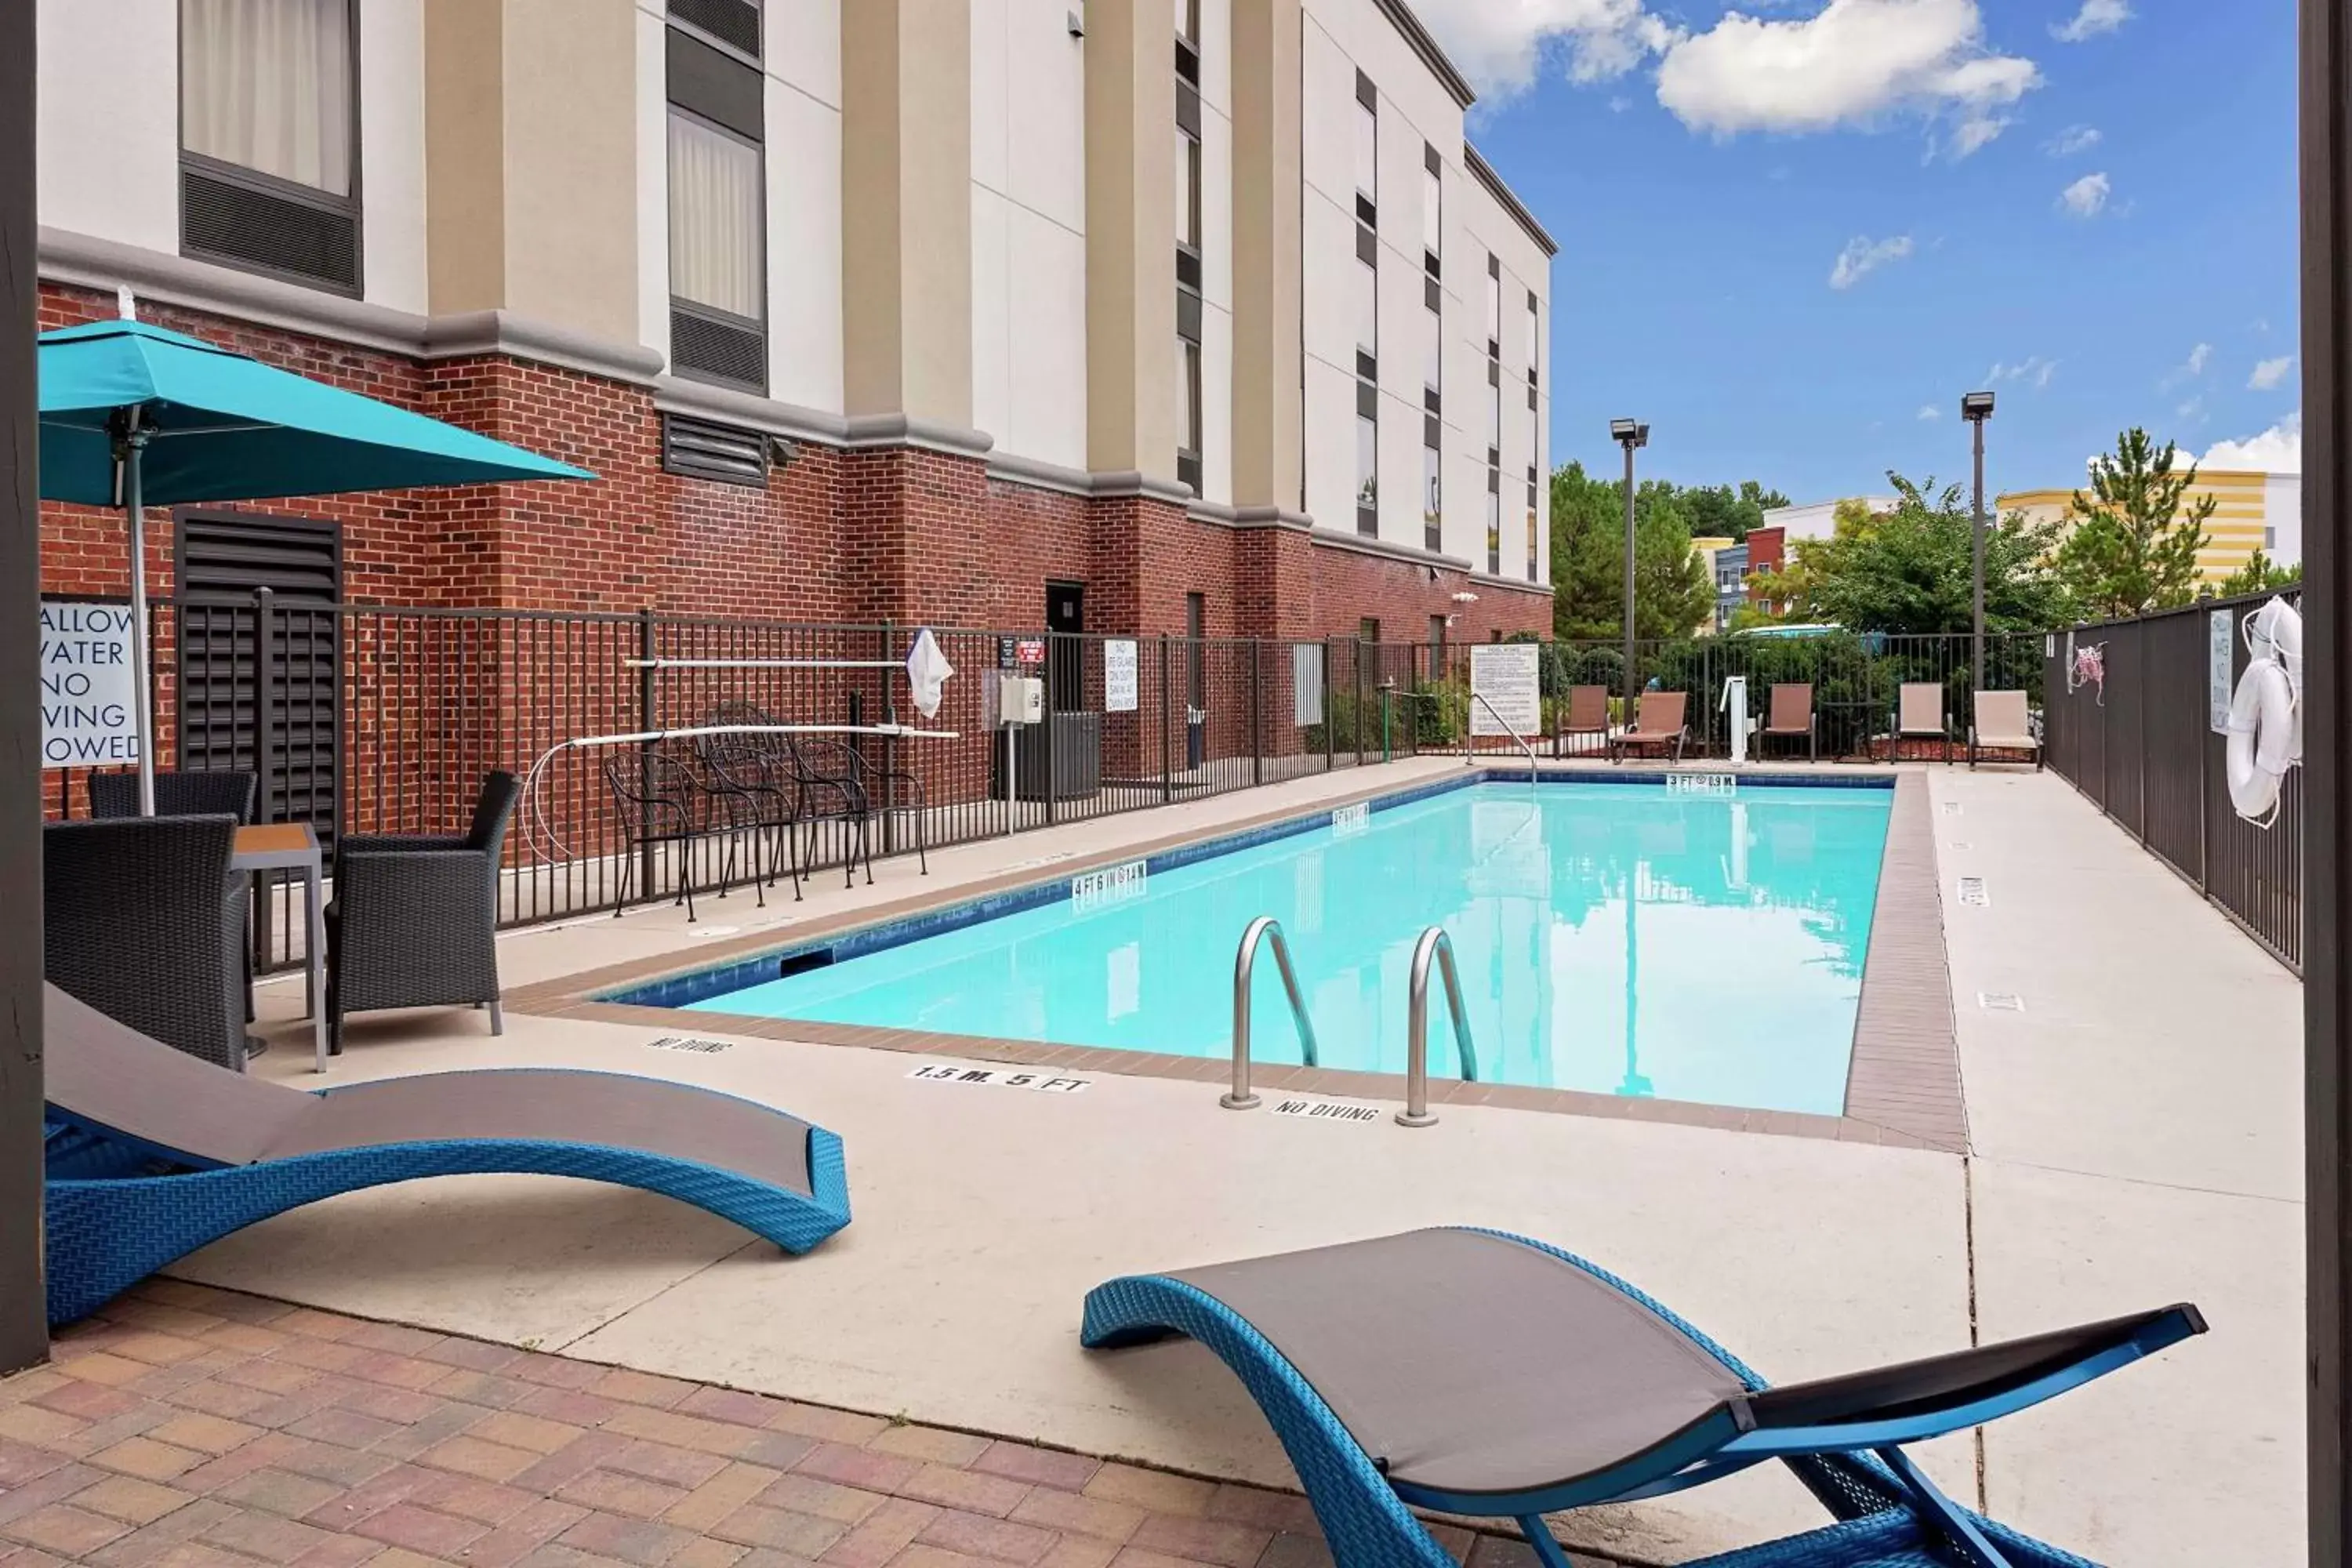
1469;643;1541;738
41;601;141;767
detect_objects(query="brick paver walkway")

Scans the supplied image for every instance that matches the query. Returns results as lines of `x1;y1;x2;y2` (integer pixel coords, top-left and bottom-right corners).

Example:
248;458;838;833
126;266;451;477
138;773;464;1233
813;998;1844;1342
0;1283;1570;1568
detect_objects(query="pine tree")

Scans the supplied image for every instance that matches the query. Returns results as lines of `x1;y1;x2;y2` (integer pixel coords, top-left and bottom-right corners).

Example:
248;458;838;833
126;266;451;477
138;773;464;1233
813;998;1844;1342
2056;429;2216;619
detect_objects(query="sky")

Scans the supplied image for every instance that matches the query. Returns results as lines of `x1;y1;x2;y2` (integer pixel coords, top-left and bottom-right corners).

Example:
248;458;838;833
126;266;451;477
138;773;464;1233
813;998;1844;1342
1414;0;2302;503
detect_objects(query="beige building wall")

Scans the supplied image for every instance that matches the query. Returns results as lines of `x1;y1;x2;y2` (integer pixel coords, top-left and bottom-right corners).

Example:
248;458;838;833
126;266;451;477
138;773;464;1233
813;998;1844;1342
1082;0;1179;478
1228;0;1305;514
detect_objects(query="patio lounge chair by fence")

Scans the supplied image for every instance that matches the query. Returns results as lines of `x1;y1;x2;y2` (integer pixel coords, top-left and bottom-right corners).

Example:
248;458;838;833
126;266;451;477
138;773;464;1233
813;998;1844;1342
38;984;851;1324
1083;1227;2204;1568
1610;691;1688;764
44;815;249;1071
1973;691;2043;771
1761;684;1818;762
1897;683;1952;764
1552;685;1610;758
325;771;520;1053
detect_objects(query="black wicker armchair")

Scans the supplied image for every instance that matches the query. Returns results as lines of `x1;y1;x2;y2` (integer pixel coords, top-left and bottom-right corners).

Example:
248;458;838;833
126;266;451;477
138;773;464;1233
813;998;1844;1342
44;815;249;1071
325;771;520;1054
91;769;262;1018
90;769;259;822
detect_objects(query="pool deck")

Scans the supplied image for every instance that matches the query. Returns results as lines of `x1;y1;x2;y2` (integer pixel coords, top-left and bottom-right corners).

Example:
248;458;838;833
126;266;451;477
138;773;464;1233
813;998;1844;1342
16;757;2303;1566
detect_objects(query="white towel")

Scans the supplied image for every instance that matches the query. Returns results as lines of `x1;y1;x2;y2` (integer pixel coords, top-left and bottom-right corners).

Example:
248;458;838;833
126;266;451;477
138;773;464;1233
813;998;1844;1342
905;627;955;720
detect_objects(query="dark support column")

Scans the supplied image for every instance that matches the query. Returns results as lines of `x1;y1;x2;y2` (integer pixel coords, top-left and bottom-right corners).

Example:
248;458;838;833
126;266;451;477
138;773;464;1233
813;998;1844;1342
0;0;47;1371
2307;0;2350;1559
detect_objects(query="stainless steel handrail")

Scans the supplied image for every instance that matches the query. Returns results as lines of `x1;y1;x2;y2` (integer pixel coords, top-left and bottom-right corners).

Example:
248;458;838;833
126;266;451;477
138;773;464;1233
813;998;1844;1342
1400;926;1478;1127
1225;915;1319;1109
1472;691;1540;775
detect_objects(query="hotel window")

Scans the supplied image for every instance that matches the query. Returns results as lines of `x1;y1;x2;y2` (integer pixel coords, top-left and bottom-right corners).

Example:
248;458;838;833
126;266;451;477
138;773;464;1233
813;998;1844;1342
1526;289;1541;390
1422;285;1443;408
666;0;768;391
1525;465;1539;582
1486;366;1501;455
1352;70;1379;535
179;0;361;292
1484;253;1502;354
1185;592;1206;708
1485;477;1501;575
1423;425;1442;552
1421;144;1442;275
1359;618;1381;644
1175;8;1203;492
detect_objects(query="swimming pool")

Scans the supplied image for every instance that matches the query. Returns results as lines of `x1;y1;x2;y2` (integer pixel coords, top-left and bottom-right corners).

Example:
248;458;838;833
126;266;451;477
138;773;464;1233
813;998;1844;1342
630;775;1896;1116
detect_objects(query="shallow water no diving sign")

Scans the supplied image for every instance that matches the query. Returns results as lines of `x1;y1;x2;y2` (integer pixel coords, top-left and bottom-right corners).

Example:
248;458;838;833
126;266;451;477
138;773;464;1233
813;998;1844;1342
1330;800;1370;837
1667;773;1736;796
1070;858;1147;910
1271;1096;1382;1124
909;1064;1090;1093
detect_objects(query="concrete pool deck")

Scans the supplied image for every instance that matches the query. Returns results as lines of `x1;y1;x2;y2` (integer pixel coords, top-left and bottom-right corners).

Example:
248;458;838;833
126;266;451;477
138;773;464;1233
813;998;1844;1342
33;758;2303;1566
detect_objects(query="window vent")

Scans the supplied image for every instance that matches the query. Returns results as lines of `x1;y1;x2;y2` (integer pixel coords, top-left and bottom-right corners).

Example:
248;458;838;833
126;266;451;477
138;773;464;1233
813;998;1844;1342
662;414;770;488
670;307;767;391
668;0;760;58
181;165;359;294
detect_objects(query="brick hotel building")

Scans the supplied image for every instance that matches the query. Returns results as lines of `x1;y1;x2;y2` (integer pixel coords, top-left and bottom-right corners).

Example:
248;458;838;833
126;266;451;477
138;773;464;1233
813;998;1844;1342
34;0;1555;648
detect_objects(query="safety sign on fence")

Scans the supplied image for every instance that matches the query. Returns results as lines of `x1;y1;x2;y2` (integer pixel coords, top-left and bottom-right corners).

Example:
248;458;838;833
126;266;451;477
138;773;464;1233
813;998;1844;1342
1469;643;1541;737
39;601;140;768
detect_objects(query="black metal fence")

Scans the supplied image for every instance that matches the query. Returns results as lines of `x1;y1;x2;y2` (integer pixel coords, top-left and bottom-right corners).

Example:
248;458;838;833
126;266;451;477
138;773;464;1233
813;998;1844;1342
42;596;2076;971
2043;590;2303;973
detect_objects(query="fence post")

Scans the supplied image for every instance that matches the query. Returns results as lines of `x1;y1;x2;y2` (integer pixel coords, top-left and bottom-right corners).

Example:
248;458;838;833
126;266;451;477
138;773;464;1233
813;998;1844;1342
1160;633;1173;802
2138;623;2151;844
879;618;897;856
637;607;658;902
1043;630;1058;828
1323;642;1334;774
252;588;277;975
1251;641;1264;786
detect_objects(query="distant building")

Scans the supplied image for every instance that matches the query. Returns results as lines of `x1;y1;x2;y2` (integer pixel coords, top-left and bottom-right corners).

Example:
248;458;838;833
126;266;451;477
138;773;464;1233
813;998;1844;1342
1711;543;1748;630
1744;526;1788;618
1761;496;1897;543
1690;535;1736;633
1998;470;2301;588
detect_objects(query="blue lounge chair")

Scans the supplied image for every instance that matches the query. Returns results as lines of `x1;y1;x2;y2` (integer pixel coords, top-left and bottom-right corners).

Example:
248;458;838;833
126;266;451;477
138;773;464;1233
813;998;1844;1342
40;985;849;1324
1083;1228;2204;1568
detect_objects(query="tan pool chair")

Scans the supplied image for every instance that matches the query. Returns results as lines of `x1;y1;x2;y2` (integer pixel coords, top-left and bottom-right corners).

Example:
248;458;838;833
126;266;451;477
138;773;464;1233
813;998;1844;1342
1896;682;1951;763
1553;684;1611;757
1610;691;1687;764
1761;683;1817;761
1970;689;2042;770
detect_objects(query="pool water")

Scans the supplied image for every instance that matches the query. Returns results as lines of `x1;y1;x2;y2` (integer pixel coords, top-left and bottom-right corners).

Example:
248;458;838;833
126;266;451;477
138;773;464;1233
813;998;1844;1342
688;781;1893;1115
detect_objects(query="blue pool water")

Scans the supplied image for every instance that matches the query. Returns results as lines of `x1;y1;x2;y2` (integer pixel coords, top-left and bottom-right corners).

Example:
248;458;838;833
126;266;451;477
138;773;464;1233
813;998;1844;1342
681;780;1894;1114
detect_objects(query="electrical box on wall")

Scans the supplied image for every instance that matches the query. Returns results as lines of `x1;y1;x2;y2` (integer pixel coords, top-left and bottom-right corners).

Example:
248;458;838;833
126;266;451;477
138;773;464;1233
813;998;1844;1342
996;674;1044;726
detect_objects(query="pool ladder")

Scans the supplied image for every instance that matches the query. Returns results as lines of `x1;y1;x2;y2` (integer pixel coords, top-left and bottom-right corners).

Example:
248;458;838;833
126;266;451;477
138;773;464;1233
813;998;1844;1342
1222;918;1478;1127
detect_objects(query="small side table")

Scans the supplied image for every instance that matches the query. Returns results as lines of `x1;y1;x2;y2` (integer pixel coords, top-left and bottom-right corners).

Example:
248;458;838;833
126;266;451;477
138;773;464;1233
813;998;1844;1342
233;822;326;1073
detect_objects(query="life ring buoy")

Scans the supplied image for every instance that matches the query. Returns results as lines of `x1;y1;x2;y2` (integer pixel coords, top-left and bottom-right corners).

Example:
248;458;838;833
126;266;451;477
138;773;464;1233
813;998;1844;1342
2227;655;2297;822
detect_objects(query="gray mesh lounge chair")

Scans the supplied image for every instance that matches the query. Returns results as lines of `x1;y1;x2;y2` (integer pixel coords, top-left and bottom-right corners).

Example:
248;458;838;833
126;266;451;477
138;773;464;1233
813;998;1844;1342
44;815;249;1071
1970;690;2043;771
325;771;520;1053
1552;685;1610;758
40;985;850;1325
1084;1229;2204;1568
1609;691;1687;764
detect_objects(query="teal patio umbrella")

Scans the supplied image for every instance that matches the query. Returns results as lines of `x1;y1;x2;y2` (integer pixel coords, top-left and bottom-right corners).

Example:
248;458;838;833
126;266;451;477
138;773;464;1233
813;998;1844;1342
38;317;594;812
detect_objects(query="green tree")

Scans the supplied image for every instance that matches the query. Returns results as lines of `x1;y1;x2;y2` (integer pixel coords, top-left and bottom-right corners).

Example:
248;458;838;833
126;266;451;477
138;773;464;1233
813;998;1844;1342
2216;547;2302;597
1548;462;1714;639
1679;479;1794;542
2055;429;2216;619
1780;472;2071;634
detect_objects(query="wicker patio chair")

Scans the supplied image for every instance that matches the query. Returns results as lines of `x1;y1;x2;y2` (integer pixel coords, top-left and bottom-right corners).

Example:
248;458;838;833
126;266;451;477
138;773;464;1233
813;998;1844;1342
324;771;520;1054
604;750;707;920
786;736;876;888
43;815;248;1071
91;769;261;1018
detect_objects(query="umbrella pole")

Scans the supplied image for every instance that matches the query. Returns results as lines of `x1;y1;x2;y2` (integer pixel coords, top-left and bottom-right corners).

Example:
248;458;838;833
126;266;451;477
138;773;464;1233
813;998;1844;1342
120;431;155;815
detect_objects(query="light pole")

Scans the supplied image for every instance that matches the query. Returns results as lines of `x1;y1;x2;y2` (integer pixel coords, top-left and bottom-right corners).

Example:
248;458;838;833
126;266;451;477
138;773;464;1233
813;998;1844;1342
1610;419;1648;713
1962;391;1995;692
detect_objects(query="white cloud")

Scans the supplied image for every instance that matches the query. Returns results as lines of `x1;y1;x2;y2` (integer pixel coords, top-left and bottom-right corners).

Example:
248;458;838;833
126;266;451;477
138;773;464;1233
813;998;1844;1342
1987;356;2058;389
2249;355;2296;391
2052;0;2132;43
2204;412;2302;472
1653;0;2041;157
2185;342;2213;376
1829;234;1916;289
2059;171;2111;216
2176;397;2205;423
1408;0;1685;100
1917;404;1943;420
2044;124;2102;157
